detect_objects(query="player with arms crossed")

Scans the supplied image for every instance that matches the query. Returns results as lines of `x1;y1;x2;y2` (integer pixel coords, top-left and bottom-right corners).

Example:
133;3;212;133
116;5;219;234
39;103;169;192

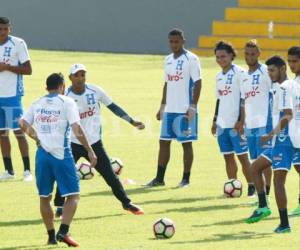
145;29;202;188
211;41;253;196
54;64;145;216
0;17;32;181
19;73;97;246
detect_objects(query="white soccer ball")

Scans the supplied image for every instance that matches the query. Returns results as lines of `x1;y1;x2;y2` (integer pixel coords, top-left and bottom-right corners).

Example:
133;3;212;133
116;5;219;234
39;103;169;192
224;179;242;198
76;162;95;180
153;218;175;239
110;157;123;175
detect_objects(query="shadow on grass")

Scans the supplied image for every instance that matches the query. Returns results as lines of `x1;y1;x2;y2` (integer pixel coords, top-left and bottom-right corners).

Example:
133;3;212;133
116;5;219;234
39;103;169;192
169;231;273;244
0;213;123;227
0;244;60;250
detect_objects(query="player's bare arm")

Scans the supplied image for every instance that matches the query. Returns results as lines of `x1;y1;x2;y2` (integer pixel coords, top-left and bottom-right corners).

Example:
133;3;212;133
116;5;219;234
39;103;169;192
156;82;167;121
186;79;201;121
0;60;32;74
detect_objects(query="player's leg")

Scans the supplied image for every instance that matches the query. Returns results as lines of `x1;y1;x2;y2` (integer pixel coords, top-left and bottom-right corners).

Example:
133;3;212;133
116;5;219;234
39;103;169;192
290;162;300;215
0;129;15;179
178;142;193;187
223;153;238;179
40;196;56;245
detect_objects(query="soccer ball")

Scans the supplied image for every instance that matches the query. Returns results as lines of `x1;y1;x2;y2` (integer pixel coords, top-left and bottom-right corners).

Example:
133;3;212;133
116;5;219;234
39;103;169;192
110;157;123;175
153;218;175;239
76;162;95;180
224;179;242;198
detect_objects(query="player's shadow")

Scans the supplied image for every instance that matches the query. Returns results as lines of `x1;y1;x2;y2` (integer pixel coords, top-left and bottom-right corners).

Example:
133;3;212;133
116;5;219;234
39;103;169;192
169;231;273;244
0;245;58;250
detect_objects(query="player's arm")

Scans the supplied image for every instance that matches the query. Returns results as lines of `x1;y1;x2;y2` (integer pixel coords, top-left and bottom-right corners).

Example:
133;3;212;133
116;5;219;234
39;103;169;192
156;82;167;121
235;98;245;135
0;61;32;75
186;79;202;121
211;99;219;136
72;123;97;167
107;103;145;130
19;119;40;145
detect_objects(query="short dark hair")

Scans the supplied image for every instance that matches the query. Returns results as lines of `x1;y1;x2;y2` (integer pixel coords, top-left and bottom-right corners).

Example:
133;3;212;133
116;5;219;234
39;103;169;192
245;39;260;52
46;73;64;90
0;17;10;25
168;28;185;39
288;46;300;59
265;55;286;68
214;40;237;59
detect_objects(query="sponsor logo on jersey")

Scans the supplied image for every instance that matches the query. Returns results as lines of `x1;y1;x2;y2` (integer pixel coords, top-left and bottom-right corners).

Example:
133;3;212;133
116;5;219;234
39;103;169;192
218;86;232;96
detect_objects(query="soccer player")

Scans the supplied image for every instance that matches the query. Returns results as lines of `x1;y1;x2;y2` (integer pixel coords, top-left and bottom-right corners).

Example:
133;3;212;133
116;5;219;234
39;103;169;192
260;56;300;233
240;40;273;198
53;63;145;217
145;28;202;188
19;73;97;246
211;41;253;195
287;46;300;215
0;17;32;181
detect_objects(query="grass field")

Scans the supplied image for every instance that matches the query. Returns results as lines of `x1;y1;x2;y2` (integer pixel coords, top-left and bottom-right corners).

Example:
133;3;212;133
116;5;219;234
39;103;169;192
0;50;300;250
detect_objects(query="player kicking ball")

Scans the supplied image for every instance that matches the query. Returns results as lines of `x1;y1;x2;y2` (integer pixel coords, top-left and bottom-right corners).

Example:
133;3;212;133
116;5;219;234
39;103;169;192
211;41;253;196
19;73;97;246
53;63;145;217
145;29;202;188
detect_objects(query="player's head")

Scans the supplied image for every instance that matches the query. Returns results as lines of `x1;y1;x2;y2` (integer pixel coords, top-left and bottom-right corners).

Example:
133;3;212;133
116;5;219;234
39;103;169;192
46;73;65;94
214;40;236;69
168;28;185;53
287;46;300;75
69;63;86;87
265;56;286;83
0;17;11;41
244;39;260;67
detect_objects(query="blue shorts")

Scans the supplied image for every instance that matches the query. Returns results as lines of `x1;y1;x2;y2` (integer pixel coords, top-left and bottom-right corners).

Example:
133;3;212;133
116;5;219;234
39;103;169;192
0;96;23;130
160;113;198;143
261;148;272;163
245;127;272;161
217;127;248;155
35;147;80;197
272;137;300;171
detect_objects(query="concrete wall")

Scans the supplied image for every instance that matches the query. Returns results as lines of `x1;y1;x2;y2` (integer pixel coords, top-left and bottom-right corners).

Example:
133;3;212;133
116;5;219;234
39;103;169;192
1;0;237;54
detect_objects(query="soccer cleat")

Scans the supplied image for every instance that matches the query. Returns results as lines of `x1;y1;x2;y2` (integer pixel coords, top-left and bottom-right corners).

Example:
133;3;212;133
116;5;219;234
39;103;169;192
245;207;272;224
55;207;63;218
177;179;189;188
123;203;144;215
143;178;165;187
290;204;300;216
247;184;256;198
56;233;79;247
23;170;32;182
47;239;57;245
0;171;15;181
274;225;291;234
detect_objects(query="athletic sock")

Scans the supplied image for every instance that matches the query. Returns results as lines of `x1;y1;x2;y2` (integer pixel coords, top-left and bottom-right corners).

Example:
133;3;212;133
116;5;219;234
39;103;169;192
182;172;190;182
22;156;30;172
58;224;69;235
3;157;14;175
278;208;289;227
156;165;166;182
258;192;267;208
48;229;56;242
266;185;271;196
298;194;300;205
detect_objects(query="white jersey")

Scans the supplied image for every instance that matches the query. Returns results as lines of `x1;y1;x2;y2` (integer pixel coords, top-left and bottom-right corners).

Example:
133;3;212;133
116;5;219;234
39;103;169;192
216;64;245;128
270;83;281;129
279;80;300;148
22;94;80;160
295;75;300;83
66;84;113;145
241;64;272;129
164;49;201;113
0;35;30;97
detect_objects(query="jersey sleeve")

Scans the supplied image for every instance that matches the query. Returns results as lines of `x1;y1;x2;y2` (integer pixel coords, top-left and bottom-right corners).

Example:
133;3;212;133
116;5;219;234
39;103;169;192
65;99;81;125
215;75;220;99
17;39;30;64
189;56;201;82
22;104;34;125
278;85;293;110
239;72;246;99
164;57;168;82
95;86;113;106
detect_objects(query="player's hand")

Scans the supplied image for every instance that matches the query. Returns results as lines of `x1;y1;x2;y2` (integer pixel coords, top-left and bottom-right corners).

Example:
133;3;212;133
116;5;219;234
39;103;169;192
156;104;165;121
185;105;196;122
211;122;217;136
0;63;9;72
234;121;244;136
87;150;97;168
132;120;145;130
260;133;273;144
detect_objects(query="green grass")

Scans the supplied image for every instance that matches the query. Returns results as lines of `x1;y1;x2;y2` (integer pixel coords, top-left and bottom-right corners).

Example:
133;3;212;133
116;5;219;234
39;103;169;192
1;50;300;250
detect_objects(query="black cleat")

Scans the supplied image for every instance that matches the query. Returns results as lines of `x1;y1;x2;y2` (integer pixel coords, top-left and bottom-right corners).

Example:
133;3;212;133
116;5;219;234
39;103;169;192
143;178;165;187
56;232;79;247
47;238;57;245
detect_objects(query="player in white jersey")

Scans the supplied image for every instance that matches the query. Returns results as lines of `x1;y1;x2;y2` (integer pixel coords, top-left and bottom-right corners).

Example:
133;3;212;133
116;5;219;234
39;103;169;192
240;40;273;199
145;29;202;188
0;17;32;181
53;63;145;216
19;73;97;246
211;41;253;194
287;46;300;215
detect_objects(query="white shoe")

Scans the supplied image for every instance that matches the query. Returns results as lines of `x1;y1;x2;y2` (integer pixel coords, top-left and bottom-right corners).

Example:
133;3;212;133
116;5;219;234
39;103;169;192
23;170;32;182
0;171;15;181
